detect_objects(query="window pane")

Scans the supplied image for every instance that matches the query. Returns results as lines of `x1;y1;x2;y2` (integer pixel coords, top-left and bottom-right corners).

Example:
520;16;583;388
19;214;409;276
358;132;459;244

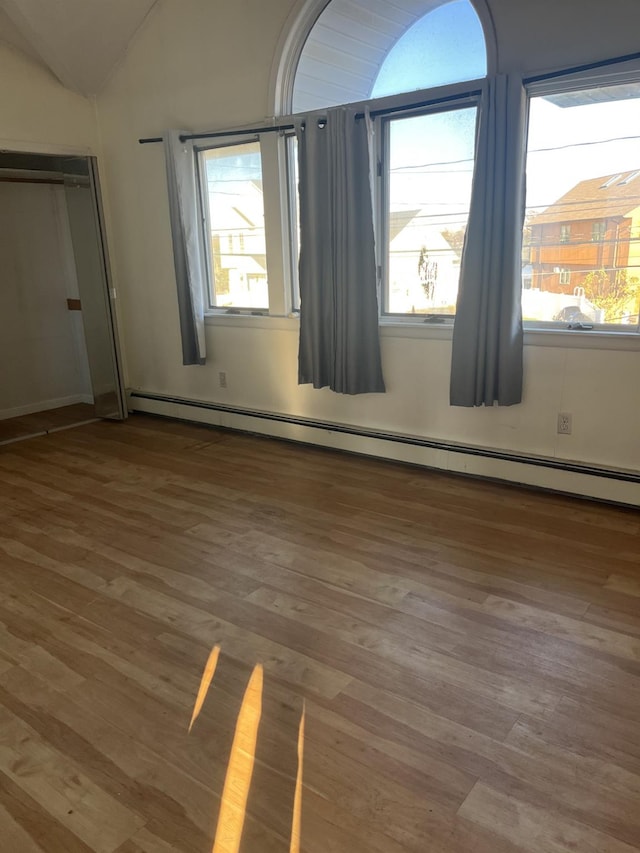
202;142;269;310
385;106;476;316
372;1;486;99
523;82;640;329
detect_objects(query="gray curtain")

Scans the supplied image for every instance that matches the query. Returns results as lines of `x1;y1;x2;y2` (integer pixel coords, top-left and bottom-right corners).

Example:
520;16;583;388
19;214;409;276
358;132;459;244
450;75;527;406
296;108;385;394
163;130;206;365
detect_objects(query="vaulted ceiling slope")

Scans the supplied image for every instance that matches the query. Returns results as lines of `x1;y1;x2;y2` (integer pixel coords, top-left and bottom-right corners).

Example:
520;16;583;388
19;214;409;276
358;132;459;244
0;0;158;96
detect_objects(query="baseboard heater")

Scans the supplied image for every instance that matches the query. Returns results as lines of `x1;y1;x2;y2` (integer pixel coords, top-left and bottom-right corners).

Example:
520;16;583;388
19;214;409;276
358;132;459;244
130;391;640;502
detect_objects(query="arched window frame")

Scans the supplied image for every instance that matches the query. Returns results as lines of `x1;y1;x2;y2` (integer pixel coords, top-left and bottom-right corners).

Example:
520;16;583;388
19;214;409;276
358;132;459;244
271;0;496;321
269;0;498;117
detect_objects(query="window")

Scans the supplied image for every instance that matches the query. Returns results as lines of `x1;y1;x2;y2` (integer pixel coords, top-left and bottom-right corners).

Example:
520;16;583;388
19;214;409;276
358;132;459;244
200;141;269;311
197;132;292;316
291;0;487;113
382;104;477;316
620;169;640;185
522;76;640;330
371;1;486;99
284;0;488;320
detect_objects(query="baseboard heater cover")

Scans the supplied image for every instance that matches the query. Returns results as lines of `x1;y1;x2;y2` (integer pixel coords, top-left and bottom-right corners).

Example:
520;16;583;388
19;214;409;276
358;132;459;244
129;391;640;501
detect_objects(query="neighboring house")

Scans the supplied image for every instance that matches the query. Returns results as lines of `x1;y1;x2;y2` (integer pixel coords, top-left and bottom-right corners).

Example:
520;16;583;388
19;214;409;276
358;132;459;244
209;187;463;314
527;169;640;293
387;209;461;314
208;180;268;308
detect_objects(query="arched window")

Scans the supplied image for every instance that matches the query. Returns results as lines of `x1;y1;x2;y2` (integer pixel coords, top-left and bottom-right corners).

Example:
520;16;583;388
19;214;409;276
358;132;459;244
280;0;491;317
289;0;489;114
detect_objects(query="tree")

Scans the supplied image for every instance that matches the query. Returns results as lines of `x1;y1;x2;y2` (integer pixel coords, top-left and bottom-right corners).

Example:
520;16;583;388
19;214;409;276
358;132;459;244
211;235;230;294
418;246;438;300
581;268;640;323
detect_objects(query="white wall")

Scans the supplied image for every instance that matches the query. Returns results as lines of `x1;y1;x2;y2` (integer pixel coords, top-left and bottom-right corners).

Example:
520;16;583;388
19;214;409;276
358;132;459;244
0;42;101;418
95;0;640;500
0;182;92;418
0;41;99;154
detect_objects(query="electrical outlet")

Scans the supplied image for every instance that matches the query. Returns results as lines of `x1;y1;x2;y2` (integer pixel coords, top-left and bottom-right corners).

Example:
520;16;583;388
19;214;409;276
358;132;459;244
557;412;572;435
218;371;227;389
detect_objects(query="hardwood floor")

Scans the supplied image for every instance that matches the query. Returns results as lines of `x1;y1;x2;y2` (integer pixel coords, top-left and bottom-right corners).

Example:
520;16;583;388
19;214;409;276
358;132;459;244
0;414;638;852
0;403;96;445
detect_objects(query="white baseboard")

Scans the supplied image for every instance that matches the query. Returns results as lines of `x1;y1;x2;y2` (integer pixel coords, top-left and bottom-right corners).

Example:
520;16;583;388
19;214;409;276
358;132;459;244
129;392;640;507
0;394;94;421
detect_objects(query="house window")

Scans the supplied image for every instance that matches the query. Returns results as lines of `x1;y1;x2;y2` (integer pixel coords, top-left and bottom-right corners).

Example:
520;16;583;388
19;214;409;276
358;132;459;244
522;76;640;330
199;141;269;311
619;169;640;185
382;104;477;316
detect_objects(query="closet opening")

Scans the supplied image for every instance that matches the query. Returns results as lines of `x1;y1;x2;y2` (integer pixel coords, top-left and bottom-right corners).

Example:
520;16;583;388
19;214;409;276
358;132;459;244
0;151;126;444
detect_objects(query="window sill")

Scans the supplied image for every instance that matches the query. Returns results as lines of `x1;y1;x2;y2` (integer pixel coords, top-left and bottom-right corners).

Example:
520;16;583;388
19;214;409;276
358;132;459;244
204;313;640;350
380;320;640;350
204;312;299;331
523;327;640;351
379;320;454;340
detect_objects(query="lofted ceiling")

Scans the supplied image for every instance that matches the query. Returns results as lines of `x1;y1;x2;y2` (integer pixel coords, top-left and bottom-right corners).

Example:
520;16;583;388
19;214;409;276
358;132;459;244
0;0;158;96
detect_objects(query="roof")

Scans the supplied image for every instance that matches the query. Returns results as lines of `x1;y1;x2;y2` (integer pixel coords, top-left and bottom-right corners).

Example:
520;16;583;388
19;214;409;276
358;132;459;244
531;169;640;225
389;208;420;242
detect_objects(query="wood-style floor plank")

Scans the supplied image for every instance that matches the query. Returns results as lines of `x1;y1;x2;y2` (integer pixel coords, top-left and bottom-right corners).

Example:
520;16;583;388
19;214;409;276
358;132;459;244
0;404;97;446
0;414;638;852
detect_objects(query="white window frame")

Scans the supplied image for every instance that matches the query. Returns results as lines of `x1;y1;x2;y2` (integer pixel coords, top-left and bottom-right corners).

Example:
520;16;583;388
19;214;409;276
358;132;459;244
284;132;301;312
278;80;484;326
196;131;294;317
374;84;481;324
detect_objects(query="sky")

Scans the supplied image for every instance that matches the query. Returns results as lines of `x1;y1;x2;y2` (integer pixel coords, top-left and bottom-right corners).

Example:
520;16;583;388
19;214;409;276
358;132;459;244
526;91;640;211
372;0;486;98
371;2;640;225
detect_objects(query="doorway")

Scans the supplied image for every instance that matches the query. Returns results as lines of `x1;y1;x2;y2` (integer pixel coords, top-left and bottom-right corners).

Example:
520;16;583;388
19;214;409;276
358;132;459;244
0;151;125;444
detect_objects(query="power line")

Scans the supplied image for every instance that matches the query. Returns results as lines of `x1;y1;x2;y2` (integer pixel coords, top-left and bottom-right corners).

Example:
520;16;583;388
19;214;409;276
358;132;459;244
528;134;640;155
387;135;640;173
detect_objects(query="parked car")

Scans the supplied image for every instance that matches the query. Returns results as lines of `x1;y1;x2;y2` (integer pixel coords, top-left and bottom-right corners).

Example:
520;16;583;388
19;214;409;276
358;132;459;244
552;305;594;323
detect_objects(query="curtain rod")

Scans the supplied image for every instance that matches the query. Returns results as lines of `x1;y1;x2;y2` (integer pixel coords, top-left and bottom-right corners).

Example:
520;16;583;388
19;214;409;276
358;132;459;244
138;89;481;145
524;49;640;85
0;175;64;186
138;49;640;146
